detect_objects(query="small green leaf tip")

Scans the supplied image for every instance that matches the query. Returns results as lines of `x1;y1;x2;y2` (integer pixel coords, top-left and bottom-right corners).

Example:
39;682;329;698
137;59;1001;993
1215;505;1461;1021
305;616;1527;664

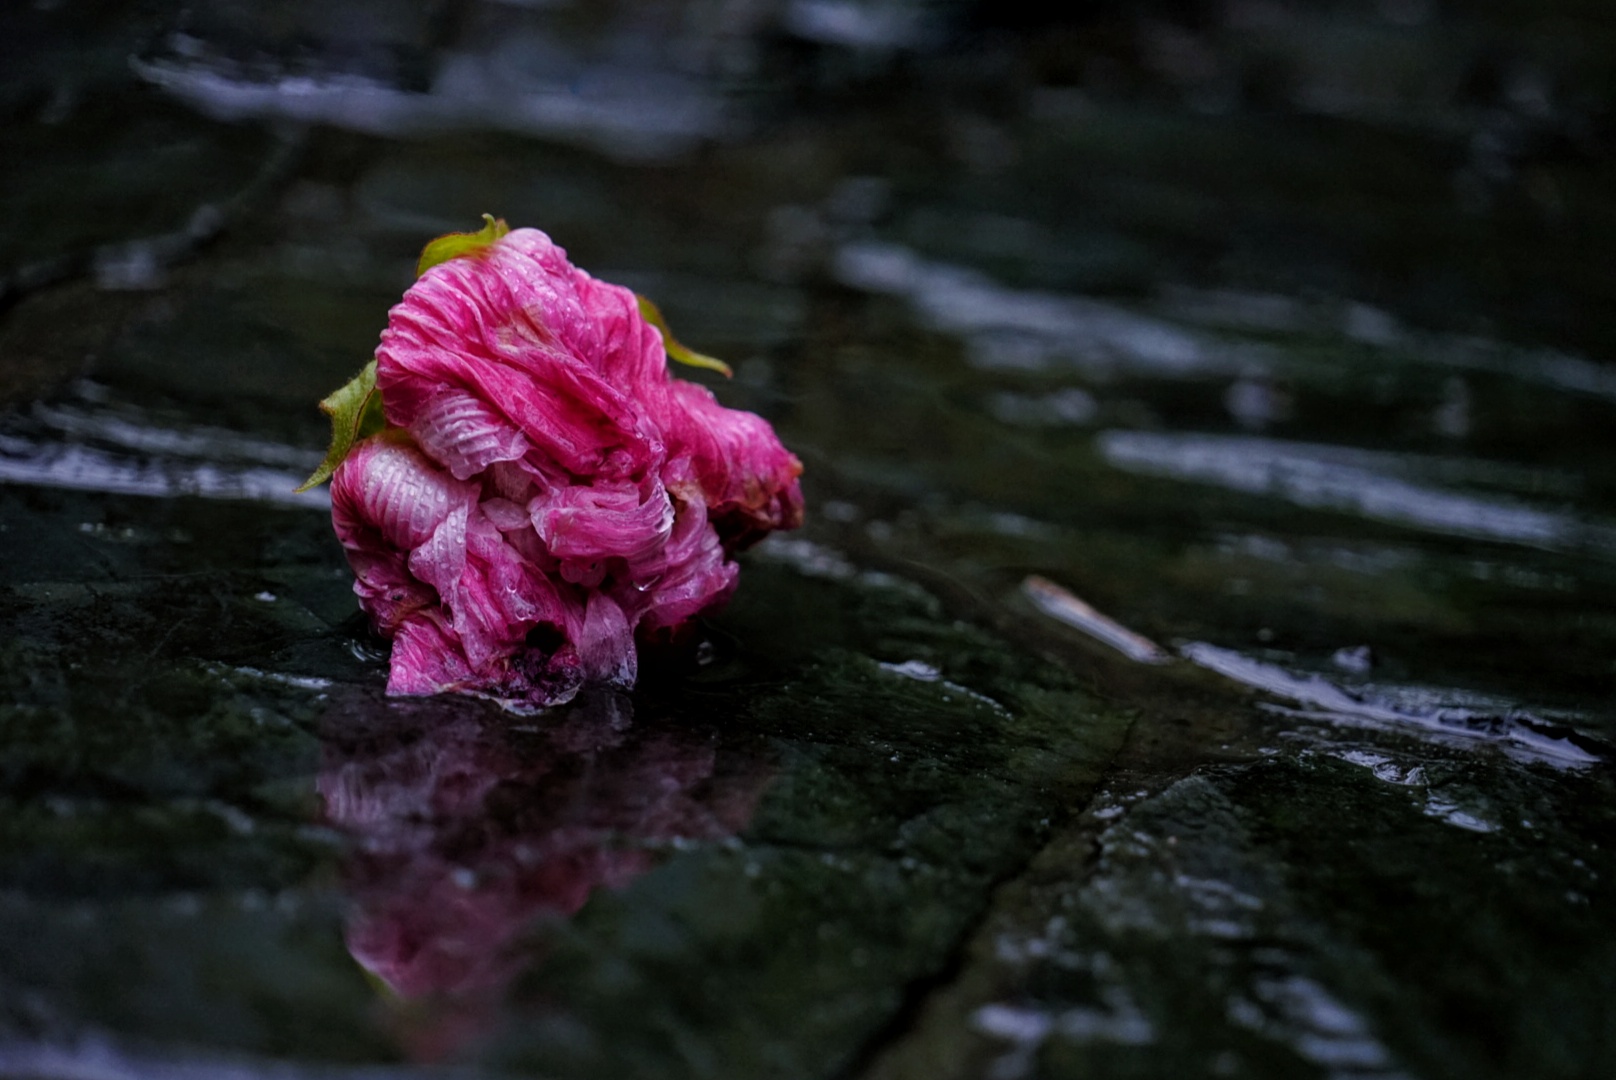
296;360;386;492
416;213;511;278
636;294;733;378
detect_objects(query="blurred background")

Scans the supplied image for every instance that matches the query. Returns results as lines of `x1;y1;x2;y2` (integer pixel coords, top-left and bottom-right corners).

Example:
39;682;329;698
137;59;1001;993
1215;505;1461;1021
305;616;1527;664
3;2;1616;1078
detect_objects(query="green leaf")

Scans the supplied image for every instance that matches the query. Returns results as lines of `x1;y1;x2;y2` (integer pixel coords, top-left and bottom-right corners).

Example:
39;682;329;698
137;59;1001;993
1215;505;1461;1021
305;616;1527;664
636;294;733;378
416;213;510;278
296;360;386;492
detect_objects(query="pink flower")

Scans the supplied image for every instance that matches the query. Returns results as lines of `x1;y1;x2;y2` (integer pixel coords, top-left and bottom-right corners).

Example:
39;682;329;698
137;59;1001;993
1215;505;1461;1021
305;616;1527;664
326;225;802;707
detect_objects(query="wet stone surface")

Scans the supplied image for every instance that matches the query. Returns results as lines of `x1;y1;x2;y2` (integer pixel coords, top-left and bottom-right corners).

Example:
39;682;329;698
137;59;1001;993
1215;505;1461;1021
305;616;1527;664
3;2;1616;1078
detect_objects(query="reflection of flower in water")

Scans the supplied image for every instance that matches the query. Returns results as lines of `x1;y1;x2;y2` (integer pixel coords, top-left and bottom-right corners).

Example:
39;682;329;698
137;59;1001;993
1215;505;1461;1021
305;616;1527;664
318;691;769;1058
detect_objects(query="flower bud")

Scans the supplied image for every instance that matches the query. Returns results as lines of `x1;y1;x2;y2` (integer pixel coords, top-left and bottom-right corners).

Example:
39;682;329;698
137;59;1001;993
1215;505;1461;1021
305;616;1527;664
322;224;802;708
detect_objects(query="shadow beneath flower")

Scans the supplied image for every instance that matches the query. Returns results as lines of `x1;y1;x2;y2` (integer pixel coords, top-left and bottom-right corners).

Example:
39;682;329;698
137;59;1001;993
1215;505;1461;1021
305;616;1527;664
317;689;773;1061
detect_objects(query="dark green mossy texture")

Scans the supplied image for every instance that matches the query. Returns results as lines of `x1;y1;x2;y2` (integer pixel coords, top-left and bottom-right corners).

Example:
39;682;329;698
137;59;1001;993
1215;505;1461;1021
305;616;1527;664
5;2;1616;1076
0;481;1132;1072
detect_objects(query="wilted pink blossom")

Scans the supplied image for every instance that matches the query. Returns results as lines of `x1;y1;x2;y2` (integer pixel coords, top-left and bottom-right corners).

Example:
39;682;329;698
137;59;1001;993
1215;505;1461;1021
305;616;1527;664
330;228;802;706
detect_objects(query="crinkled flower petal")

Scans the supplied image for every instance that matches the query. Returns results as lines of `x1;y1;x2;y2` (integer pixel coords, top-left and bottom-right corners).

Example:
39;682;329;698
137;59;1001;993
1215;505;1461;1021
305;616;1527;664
633;493;738;632
660;380;806;547
327;225;803;708
332;435;475;553
529;478;675;575
408;389;530;481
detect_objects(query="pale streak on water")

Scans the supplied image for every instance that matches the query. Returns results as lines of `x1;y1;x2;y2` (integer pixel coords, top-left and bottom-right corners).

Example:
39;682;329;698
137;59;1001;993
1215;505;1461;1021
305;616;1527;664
833;240;1258;377
1097;430;1607;554
0;399;328;510
135;35;727;163
1180;641;1599;767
